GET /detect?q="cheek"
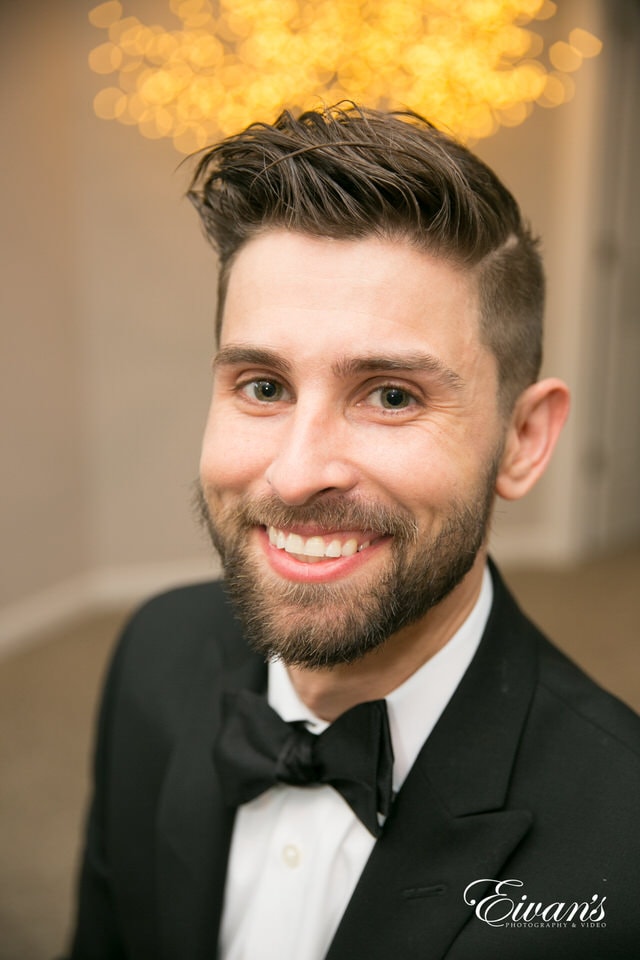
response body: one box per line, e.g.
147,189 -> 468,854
199,415 -> 271,492
367,428 -> 492,513
349,435 -> 443,515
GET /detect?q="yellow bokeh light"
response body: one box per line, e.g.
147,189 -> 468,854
549,40 -> 582,73
535,0 -> 557,20
93,86 -> 127,120
88,0 -> 602,152
88,41 -> 123,74
538,70 -> 575,108
88,1 -> 123,29
569,28 -> 603,59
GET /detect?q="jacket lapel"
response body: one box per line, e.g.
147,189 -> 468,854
153,568 -> 539,960
154,590 -> 267,960
327,569 -> 538,960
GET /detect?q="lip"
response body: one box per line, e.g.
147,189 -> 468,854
256,526 -> 391,583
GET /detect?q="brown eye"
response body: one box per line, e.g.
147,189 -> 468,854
241,379 -> 288,402
369,385 -> 415,410
380,387 -> 410,408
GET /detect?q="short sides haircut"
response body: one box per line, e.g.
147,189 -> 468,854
188,103 -> 544,410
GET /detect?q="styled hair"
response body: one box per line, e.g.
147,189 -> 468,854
188,103 -> 543,410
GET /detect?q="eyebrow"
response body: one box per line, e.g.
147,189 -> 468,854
214,344 -> 464,390
332,354 -> 464,390
213,346 -> 293,377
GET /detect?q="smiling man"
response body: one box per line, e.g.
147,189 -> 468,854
67,105 -> 640,960
200,234 -> 509,693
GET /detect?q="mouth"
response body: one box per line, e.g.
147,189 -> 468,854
265,525 -> 382,564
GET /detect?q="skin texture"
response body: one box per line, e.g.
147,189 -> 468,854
199,231 -> 569,719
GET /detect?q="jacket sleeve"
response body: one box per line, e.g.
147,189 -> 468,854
65,636 -> 129,960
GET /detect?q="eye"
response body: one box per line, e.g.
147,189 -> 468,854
368,385 -> 416,410
241,379 -> 289,402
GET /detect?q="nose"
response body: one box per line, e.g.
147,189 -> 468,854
265,402 -> 359,505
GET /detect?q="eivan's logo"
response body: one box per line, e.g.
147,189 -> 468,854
463,878 -> 607,928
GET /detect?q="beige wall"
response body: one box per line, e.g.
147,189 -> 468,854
75,107 -> 215,571
483,0 -> 640,562
2,0 -> 637,645
478,0 -> 610,562
1,3 -> 90,609
1,1 -> 218,639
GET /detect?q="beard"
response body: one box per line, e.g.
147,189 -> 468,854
196,464 -> 498,669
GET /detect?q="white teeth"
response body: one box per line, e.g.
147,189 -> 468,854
305,536 -> 326,557
266,526 -> 374,560
285,533 -> 305,555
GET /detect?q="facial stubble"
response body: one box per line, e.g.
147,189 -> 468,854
196,460 -> 499,668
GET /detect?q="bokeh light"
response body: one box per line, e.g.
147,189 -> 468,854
88,0 -> 603,152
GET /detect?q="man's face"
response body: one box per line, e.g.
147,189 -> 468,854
199,231 -> 507,667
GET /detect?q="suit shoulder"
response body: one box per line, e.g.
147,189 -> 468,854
124,578 -> 233,645
129,577 -> 229,620
106,579 -> 242,714
490,564 -> 640,758
536,635 -> 640,760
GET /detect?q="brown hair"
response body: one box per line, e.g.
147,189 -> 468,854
188,103 -> 543,409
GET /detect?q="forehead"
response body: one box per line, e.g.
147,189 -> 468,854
221,230 -> 482,361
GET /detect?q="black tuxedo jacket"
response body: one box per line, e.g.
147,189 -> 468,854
68,566 -> 640,959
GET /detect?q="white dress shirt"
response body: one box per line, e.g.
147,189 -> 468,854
219,567 -> 493,960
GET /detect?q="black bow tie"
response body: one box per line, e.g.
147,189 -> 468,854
213,689 -> 394,838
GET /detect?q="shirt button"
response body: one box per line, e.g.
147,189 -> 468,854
282,843 -> 301,868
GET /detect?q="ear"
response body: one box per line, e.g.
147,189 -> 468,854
495,378 -> 570,501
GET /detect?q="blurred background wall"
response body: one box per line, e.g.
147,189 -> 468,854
1,3 -> 639,956
1,0 -> 639,653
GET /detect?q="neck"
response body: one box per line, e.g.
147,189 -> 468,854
287,552 -> 488,722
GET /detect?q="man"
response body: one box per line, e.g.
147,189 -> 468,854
68,105 -> 640,959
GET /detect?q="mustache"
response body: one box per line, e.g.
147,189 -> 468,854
195,482 -> 419,543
